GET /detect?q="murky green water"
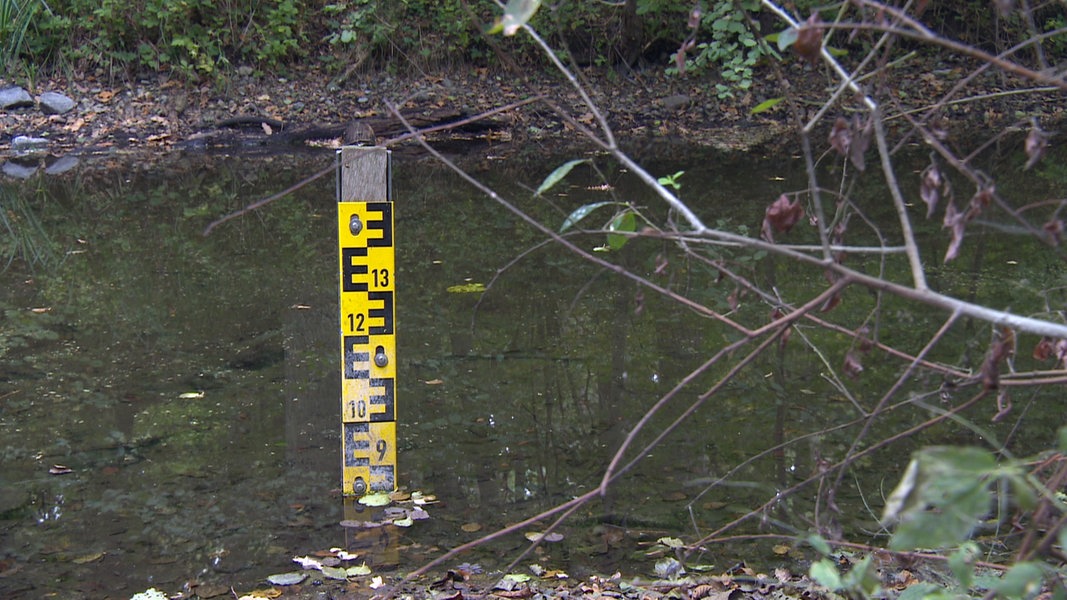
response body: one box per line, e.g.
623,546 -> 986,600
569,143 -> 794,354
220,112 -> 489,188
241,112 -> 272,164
1,144 -> 1065,597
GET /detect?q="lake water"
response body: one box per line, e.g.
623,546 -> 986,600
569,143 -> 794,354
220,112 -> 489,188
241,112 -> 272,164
1,142 -> 1064,597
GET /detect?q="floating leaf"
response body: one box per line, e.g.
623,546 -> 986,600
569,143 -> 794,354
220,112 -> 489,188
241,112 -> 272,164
358,492 -> 392,507
130,589 -> 169,600
293,555 -> 322,569
179,391 -> 205,399
348,563 -> 372,576
502,573 -> 531,584
369,575 -> 385,589
462,522 -> 483,532
536,159 -> 588,196
654,557 -> 686,579
657,537 -> 684,549
446,282 -> 486,293
411,492 -> 438,505
750,97 -> 784,115
560,201 -> 614,232
267,572 -> 308,586
393,517 -> 414,527
321,565 -> 349,580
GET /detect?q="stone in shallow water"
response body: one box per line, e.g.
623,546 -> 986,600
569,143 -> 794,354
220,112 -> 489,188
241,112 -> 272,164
0,86 -> 34,109
11,136 -> 50,157
38,91 -> 76,114
2,161 -> 39,179
45,155 -> 80,175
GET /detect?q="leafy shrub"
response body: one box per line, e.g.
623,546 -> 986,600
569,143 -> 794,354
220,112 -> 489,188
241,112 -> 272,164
18,0 -> 307,79
667,0 -> 772,99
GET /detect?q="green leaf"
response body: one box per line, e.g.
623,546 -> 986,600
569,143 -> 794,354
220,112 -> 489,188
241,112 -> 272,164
1058,425 -> 1067,452
897,582 -> 951,600
777,27 -> 798,51
607,211 -> 636,250
887,447 -> 998,550
321,565 -> 349,580
358,491 -> 392,506
500,0 -> 541,36
993,562 -> 1044,599
807,534 -> 832,556
948,542 -> 977,589
750,97 -> 784,115
537,159 -> 589,196
809,558 -> 842,590
560,201 -> 613,232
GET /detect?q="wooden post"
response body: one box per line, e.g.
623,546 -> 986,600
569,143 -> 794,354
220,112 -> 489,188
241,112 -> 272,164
337,146 -> 396,497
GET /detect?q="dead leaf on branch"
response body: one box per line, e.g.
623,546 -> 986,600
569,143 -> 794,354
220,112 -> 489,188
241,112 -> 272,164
849,115 -> 872,171
1043,219 -> 1063,246
793,13 -> 823,63
919,160 -> 945,218
828,115 -> 871,171
1032,337 -> 1067,367
761,194 -> 805,242
1024,121 -> 1048,170
981,327 -> 1015,390
943,200 -> 966,263
843,351 -> 864,378
829,117 -> 850,156
941,184 -> 995,262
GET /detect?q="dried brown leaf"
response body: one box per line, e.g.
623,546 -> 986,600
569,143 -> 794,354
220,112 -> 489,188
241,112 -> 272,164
849,115 -> 872,171
1033,337 -> 1053,361
829,117 -> 850,157
920,163 -> 942,217
1043,219 -> 1063,246
843,351 -> 864,378
942,200 -> 966,262
761,194 -> 805,241
981,328 -> 1015,390
1024,123 -> 1048,170
793,13 -> 823,63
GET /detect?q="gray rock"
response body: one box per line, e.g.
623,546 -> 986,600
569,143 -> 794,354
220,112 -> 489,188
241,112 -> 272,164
2,160 -> 39,179
660,94 -> 691,110
45,155 -> 80,175
0,86 -> 34,109
12,135 -> 50,157
39,91 -> 76,114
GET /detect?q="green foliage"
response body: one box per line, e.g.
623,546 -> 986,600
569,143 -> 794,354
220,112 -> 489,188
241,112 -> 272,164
876,439 -> 1067,599
15,0 -> 307,79
0,0 -> 44,68
881,446 -> 1042,550
324,0 -> 492,67
667,0 -> 773,99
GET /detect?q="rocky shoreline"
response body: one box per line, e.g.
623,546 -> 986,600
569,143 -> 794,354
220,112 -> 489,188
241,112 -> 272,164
0,64 -> 801,178
2,58 -> 1063,180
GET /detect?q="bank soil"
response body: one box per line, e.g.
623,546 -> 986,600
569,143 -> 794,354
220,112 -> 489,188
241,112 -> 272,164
3,56 -> 1061,165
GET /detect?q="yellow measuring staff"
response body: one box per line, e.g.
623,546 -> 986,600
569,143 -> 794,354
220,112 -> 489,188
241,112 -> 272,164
338,199 -> 397,496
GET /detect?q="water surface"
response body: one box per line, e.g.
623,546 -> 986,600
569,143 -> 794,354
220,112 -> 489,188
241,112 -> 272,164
1,143 -> 1064,597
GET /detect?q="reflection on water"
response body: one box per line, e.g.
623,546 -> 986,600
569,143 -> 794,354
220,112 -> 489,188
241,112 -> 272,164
1,146 -> 1063,596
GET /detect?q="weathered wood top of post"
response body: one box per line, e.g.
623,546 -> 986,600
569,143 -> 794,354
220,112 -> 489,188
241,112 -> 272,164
338,146 -> 390,202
